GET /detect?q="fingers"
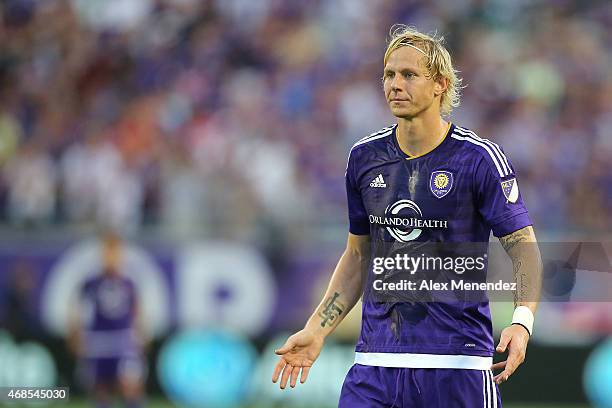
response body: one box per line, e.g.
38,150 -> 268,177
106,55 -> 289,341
272,359 -> 286,383
493,326 -> 529,384
280,363 -> 292,389
491,360 -> 507,371
496,331 -> 512,353
504,352 -> 519,376
493,370 -> 510,384
493,364 -> 516,384
289,366 -> 300,388
275,339 -> 295,355
494,348 -> 525,384
300,366 -> 311,384
273,359 -> 313,389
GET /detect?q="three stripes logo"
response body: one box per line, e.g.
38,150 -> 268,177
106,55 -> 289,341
370,174 -> 387,188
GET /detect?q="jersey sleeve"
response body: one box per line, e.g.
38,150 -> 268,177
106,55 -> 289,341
346,150 -> 370,235
474,152 -> 532,237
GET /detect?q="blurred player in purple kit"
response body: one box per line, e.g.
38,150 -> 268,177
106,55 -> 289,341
69,232 -> 147,408
273,26 -> 542,407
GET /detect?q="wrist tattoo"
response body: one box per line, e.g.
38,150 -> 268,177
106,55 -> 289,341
318,292 -> 345,327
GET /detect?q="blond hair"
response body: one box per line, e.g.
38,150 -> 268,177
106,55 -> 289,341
384,25 -> 463,116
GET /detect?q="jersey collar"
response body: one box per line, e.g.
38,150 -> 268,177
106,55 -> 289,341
392,122 -> 454,160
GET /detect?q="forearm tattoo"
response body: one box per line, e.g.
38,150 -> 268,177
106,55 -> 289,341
318,292 -> 345,327
499,226 -> 531,253
500,227 -> 541,306
512,259 -> 529,305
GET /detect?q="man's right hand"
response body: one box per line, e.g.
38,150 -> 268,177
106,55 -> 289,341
271,329 -> 324,389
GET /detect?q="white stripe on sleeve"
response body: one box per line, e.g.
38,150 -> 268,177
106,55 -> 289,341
455,126 -> 512,175
451,133 -> 506,177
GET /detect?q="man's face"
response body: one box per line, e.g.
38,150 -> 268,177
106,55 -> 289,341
383,46 -> 442,119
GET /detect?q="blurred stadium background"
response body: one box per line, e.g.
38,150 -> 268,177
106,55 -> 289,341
0,0 -> 611,407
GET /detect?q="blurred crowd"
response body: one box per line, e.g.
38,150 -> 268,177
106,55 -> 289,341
0,0 -> 610,239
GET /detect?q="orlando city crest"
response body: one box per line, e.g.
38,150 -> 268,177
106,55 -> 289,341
429,170 -> 453,199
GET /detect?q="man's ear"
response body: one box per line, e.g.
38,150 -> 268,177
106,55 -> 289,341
433,76 -> 448,96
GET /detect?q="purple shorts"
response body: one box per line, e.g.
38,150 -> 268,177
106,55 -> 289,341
339,364 -> 502,408
82,356 -> 146,386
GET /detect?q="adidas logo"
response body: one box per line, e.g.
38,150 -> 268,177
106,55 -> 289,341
370,174 -> 387,188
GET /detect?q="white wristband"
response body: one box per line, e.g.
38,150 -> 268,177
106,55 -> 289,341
511,306 -> 534,336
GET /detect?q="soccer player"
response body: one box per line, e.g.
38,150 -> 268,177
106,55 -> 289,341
272,26 -> 543,407
68,232 -> 147,408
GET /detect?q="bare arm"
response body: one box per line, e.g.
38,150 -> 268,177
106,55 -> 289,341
303,233 -> 370,337
498,225 -> 542,314
133,300 -> 149,351
67,293 -> 83,356
493,225 -> 543,384
272,233 -> 370,389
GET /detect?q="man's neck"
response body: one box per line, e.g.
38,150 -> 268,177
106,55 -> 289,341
396,112 -> 448,158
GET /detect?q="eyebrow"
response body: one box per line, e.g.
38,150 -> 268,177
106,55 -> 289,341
384,67 -> 419,75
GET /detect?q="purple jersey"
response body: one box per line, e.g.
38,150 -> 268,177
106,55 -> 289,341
346,123 -> 531,369
79,272 -> 140,358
